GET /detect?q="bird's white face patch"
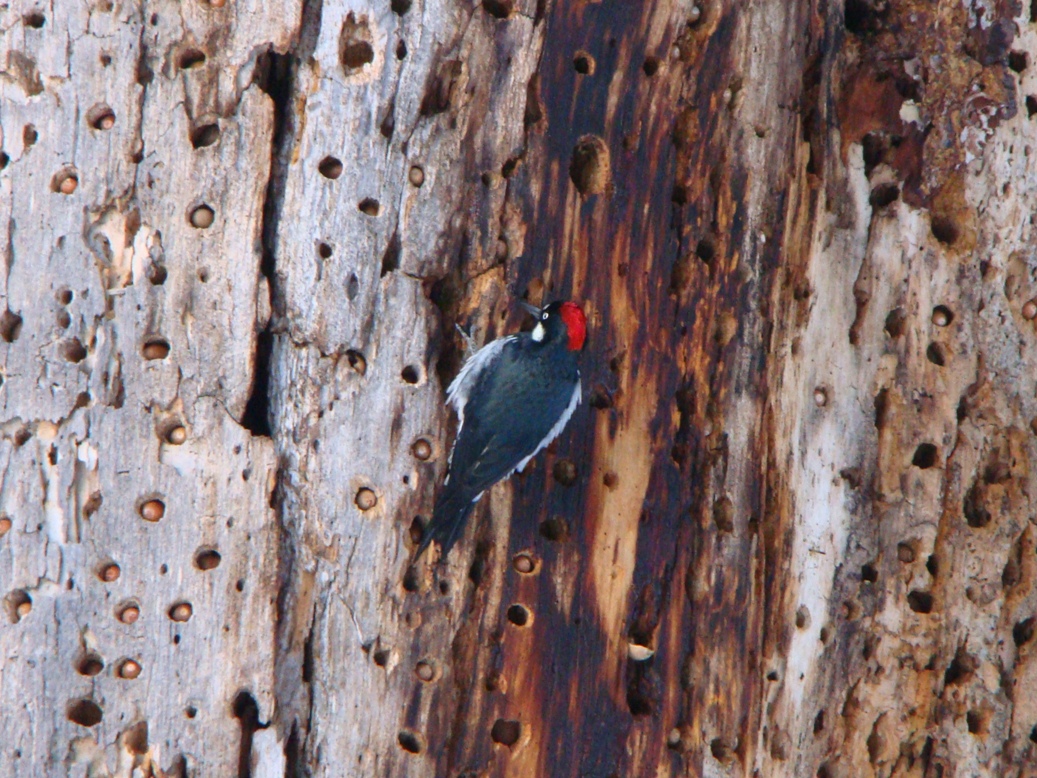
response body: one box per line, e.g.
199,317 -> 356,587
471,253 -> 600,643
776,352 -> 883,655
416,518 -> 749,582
531,322 -> 546,342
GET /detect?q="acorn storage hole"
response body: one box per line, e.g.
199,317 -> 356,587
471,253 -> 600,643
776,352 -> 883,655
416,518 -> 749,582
87,104 -> 115,131
168,602 -> 193,622
194,548 -> 221,570
907,590 -> 934,614
317,242 -> 333,259
139,499 -> 165,522
400,365 -> 419,384
967,709 -> 990,736
573,50 -> 595,75
397,730 -> 424,754
23,10 -> 45,27
932,305 -> 954,327
926,342 -> 946,367
142,338 -> 170,360
177,48 -> 207,69
569,135 -> 610,195
411,438 -> 432,461
76,652 -> 105,677
930,215 -> 959,246
1013,617 -> 1036,647
346,349 -> 367,375
52,168 -> 79,195
552,459 -> 577,486
189,205 -> 214,229
117,659 -> 141,679
512,552 -> 538,575
539,516 -> 569,542
869,183 -> 899,208
355,487 -> 377,511
415,660 -> 437,682
643,56 -> 661,76
358,198 -> 381,216
318,156 -> 343,179
67,699 -> 103,727
190,123 -> 220,148
117,602 -> 140,624
506,604 -> 531,627
491,719 -> 521,747
482,0 -> 513,18
339,14 -> 375,71
8,589 -> 31,622
98,562 -> 121,582
912,443 -> 937,469
1010,51 -> 1029,73
61,338 -> 87,363
1,310 -> 23,343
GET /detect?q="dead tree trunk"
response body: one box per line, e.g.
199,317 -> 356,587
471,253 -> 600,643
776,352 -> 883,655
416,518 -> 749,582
2,0 -> 1037,776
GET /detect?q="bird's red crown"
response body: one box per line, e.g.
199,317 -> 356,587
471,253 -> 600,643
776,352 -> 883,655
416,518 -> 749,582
560,302 -> 587,351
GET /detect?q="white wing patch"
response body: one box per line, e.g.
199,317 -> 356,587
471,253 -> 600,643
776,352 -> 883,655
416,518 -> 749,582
511,374 -> 581,477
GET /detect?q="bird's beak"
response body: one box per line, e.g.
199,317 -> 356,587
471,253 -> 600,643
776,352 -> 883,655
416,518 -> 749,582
519,300 -> 542,318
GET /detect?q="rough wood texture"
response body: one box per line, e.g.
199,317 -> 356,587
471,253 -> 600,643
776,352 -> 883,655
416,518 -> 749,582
4,0 -> 1037,776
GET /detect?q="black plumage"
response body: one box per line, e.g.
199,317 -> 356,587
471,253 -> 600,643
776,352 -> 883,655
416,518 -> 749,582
416,302 -> 583,560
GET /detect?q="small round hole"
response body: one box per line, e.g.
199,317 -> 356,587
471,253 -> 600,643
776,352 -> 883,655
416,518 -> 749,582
926,342 -> 946,366
189,205 -> 214,229
411,438 -> 432,460
317,242 -> 333,259
53,169 -> 79,195
99,563 -> 121,582
117,659 -> 141,679
142,338 -> 170,360
397,730 -> 424,754
642,56 -> 661,76
930,215 -> 959,246
67,699 -> 103,727
408,166 -> 425,187
117,603 -> 140,624
62,338 -> 88,363
358,198 -> 381,216
931,305 -> 954,327
552,459 -> 577,486
166,426 -> 187,445
177,48 -> 207,69
490,719 -> 521,747
190,123 -> 220,148
185,706 -> 198,718
355,487 -> 377,511
194,548 -> 221,570
912,443 -> 938,469
512,552 -> 538,574
346,350 -> 367,375
76,652 -> 104,677
506,603 -> 531,627
139,498 -> 165,522
169,602 -> 193,622
23,11 -> 45,28
87,105 -> 116,131
573,51 -> 595,75
318,156 -> 343,179
415,660 -> 437,682
56,288 -> 73,305
539,517 -> 569,542
401,365 -> 419,384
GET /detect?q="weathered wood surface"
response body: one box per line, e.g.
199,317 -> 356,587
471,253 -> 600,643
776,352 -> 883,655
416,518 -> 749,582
4,0 -> 1037,776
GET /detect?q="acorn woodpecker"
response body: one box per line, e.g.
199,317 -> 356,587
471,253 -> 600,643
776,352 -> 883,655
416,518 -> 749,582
416,300 -> 587,560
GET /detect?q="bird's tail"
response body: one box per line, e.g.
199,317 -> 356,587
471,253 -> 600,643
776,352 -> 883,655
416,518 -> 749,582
414,490 -> 476,562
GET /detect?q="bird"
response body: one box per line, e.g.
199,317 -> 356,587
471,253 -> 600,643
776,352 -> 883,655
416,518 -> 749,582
415,299 -> 587,561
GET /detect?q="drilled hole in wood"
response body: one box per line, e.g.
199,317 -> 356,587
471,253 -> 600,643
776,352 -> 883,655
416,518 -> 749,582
56,288 -> 73,305
713,496 -> 734,533
869,183 -> 899,208
482,0 -> 513,18
55,310 -> 71,329
795,605 -> 811,629
963,484 -> 990,528
512,552 -> 538,574
506,603 -> 531,627
553,459 -> 577,486
397,730 -> 424,754
401,365 -> 419,384
415,660 -> 436,682
346,349 -> 367,375
695,238 -> 715,264
490,719 -> 521,746
23,124 -> 37,148
372,648 -> 390,667
318,156 -> 343,179
569,135 -> 610,195
539,516 -> 569,542
0,517 -> 10,537
76,652 -> 105,677
884,307 -> 906,337
148,263 -> 167,285
163,424 -> 187,445
408,165 -> 424,186
411,438 -> 432,461
195,548 -> 221,570
912,443 -> 937,469
53,168 -> 79,195
1013,617 -> 1036,647
117,602 -> 140,624
7,589 -> 31,622
23,10 -> 45,28
966,709 -> 989,735
235,578 -> 244,592
118,659 -> 142,679
932,305 -> 954,326
0,310 -> 24,345
169,602 -> 193,622
67,699 -> 103,727
139,499 -> 165,524
317,242 -> 333,259
358,197 -> 381,216
98,562 -> 121,583
907,590 -> 934,613
346,273 -> 360,300
643,56 -> 661,76
573,50 -> 595,75
61,338 -> 87,363
87,104 -> 116,131
355,487 -> 377,511
142,338 -> 170,360
401,567 -> 419,592
340,14 -> 374,70
189,205 -> 214,229
177,48 -> 206,69
1028,96 -> 1037,118
391,0 -> 412,13
190,123 -> 220,148
861,563 -> 878,583
1010,51 -> 1028,73
185,706 -> 198,718
930,215 -> 959,246
926,342 -> 945,366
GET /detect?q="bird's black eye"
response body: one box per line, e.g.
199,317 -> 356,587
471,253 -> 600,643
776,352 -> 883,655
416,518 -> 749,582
541,312 -> 549,320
